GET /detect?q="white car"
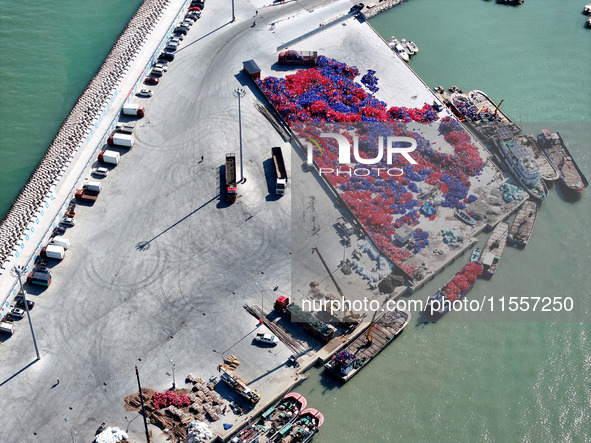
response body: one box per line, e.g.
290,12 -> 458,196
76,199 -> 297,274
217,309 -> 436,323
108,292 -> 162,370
136,88 -> 153,98
92,167 -> 109,177
61,217 -> 75,227
153,63 -> 168,71
10,308 -> 25,318
254,333 -> 279,345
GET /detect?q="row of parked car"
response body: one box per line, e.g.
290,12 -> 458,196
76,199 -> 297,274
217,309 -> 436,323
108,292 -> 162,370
144,3 -> 204,85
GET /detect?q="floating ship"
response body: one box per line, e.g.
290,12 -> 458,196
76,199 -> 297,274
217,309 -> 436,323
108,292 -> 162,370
493,126 -> 549,200
536,129 -> 588,192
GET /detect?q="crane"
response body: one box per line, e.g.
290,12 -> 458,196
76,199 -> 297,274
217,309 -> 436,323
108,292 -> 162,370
311,247 -> 360,324
477,98 -> 504,119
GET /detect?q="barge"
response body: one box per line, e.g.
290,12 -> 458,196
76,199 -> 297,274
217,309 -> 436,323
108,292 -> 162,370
536,129 -> 588,192
515,134 -> 559,182
324,309 -> 410,382
425,262 -> 484,316
481,222 -> 509,279
508,200 -> 538,248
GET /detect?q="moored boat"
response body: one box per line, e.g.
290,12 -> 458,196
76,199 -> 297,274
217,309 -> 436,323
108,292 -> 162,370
470,247 -> 482,262
400,38 -> 414,55
507,200 -> 538,248
324,309 -> 410,382
273,408 -> 324,443
493,126 -> 549,200
536,129 -> 588,192
393,43 -> 409,62
481,222 -> 509,279
515,134 -> 559,182
585,2 -> 591,14
233,393 -> 308,443
406,40 -> 419,54
455,209 -> 476,226
425,262 -> 484,316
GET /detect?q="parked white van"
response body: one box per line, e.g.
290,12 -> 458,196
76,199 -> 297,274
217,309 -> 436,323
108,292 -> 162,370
50,236 -> 70,249
0,322 -> 15,335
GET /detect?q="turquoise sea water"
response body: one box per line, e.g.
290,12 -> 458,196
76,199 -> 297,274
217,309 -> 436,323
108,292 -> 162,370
0,0 -> 142,216
0,0 -> 589,441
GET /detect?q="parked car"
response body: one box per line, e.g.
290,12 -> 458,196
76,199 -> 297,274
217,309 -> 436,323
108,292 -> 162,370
92,167 -> 109,177
159,52 -> 175,61
136,88 -> 153,97
61,217 -> 75,227
153,63 -> 168,71
151,67 -> 165,76
180,19 -> 193,27
173,27 -> 188,34
34,265 -> 51,274
15,297 -> 35,311
168,37 -> 181,45
52,226 -> 66,237
185,14 -> 200,21
144,76 -> 159,85
10,308 -> 25,319
188,6 -> 201,12
171,32 -> 184,40
254,333 -> 279,345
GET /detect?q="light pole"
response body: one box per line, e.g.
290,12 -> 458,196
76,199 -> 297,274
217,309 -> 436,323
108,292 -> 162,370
170,358 -> 176,390
233,88 -> 246,183
231,0 -> 235,22
12,265 -> 40,361
64,418 -> 77,443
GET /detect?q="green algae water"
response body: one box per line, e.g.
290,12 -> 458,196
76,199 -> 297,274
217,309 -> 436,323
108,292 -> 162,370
0,0 -> 589,441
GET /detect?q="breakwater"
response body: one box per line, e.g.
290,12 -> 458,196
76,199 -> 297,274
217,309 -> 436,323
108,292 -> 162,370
0,0 -> 171,267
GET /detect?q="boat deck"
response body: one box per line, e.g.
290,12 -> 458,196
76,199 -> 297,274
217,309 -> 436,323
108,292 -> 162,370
516,134 -> 559,182
482,222 -> 509,278
469,90 -> 521,135
325,310 -> 409,382
538,130 -> 588,191
508,200 -> 538,247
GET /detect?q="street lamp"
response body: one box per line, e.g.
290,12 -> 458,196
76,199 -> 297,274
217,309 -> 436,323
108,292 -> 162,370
233,88 -> 246,183
231,0 -> 235,22
64,418 -> 77,443
170,358 -> 176,390
12,265 -> 40,361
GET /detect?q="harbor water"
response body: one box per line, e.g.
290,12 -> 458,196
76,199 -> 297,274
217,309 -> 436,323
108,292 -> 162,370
0,0 -> 589,441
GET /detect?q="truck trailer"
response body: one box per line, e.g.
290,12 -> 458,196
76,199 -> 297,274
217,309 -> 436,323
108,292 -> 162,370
107,133 -> 134,148
121,104 -> 145,117
225,153 -> 237,203
277,50 -> 318,65
272,147 -> 287,195
98,150 -> 120,165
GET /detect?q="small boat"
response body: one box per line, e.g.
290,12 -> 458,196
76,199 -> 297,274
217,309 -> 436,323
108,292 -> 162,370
393,43 -> 409,62
587,15 -> 591,27
400,38 -> 414,55
496,0 -> 524,4
515,134 -> 559,182
386,36 -> 399,49
273,408 -> 324,443
507,200 -> 538,248
584,2 -> 591,14
481,222 -> 509,279
406,40 -> 419,54
470,247 -> 482,262
455,210 -> 476,226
